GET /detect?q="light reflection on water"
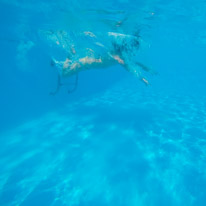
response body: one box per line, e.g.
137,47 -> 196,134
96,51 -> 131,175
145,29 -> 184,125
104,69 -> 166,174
0,82 -> 206,206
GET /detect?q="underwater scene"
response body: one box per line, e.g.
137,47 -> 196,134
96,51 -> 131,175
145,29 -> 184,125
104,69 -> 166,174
0,0 -> 206,205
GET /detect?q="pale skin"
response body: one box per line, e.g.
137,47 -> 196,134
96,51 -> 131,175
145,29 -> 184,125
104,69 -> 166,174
53,32 -> 156,86
58,54 -> 152,86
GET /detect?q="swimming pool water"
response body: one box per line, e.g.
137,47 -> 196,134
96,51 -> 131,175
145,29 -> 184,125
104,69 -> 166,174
0,0 -> 206,206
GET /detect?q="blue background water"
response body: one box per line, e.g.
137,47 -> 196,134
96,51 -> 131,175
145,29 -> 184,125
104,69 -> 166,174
0,0 -> 206,205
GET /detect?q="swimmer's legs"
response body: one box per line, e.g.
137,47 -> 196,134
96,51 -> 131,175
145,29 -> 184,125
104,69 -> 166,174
50,58 -> 64,95
50,58 -> 79,94
50,74 -> 62,95
50,73 -> 79,95
68,73 -> 78,93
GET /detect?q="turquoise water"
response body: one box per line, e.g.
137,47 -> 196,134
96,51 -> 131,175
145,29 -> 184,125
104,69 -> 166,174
1,0 -> 206,205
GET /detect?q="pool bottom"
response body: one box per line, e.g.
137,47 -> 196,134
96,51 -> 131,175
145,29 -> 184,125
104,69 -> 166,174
0,82 -> 206,206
